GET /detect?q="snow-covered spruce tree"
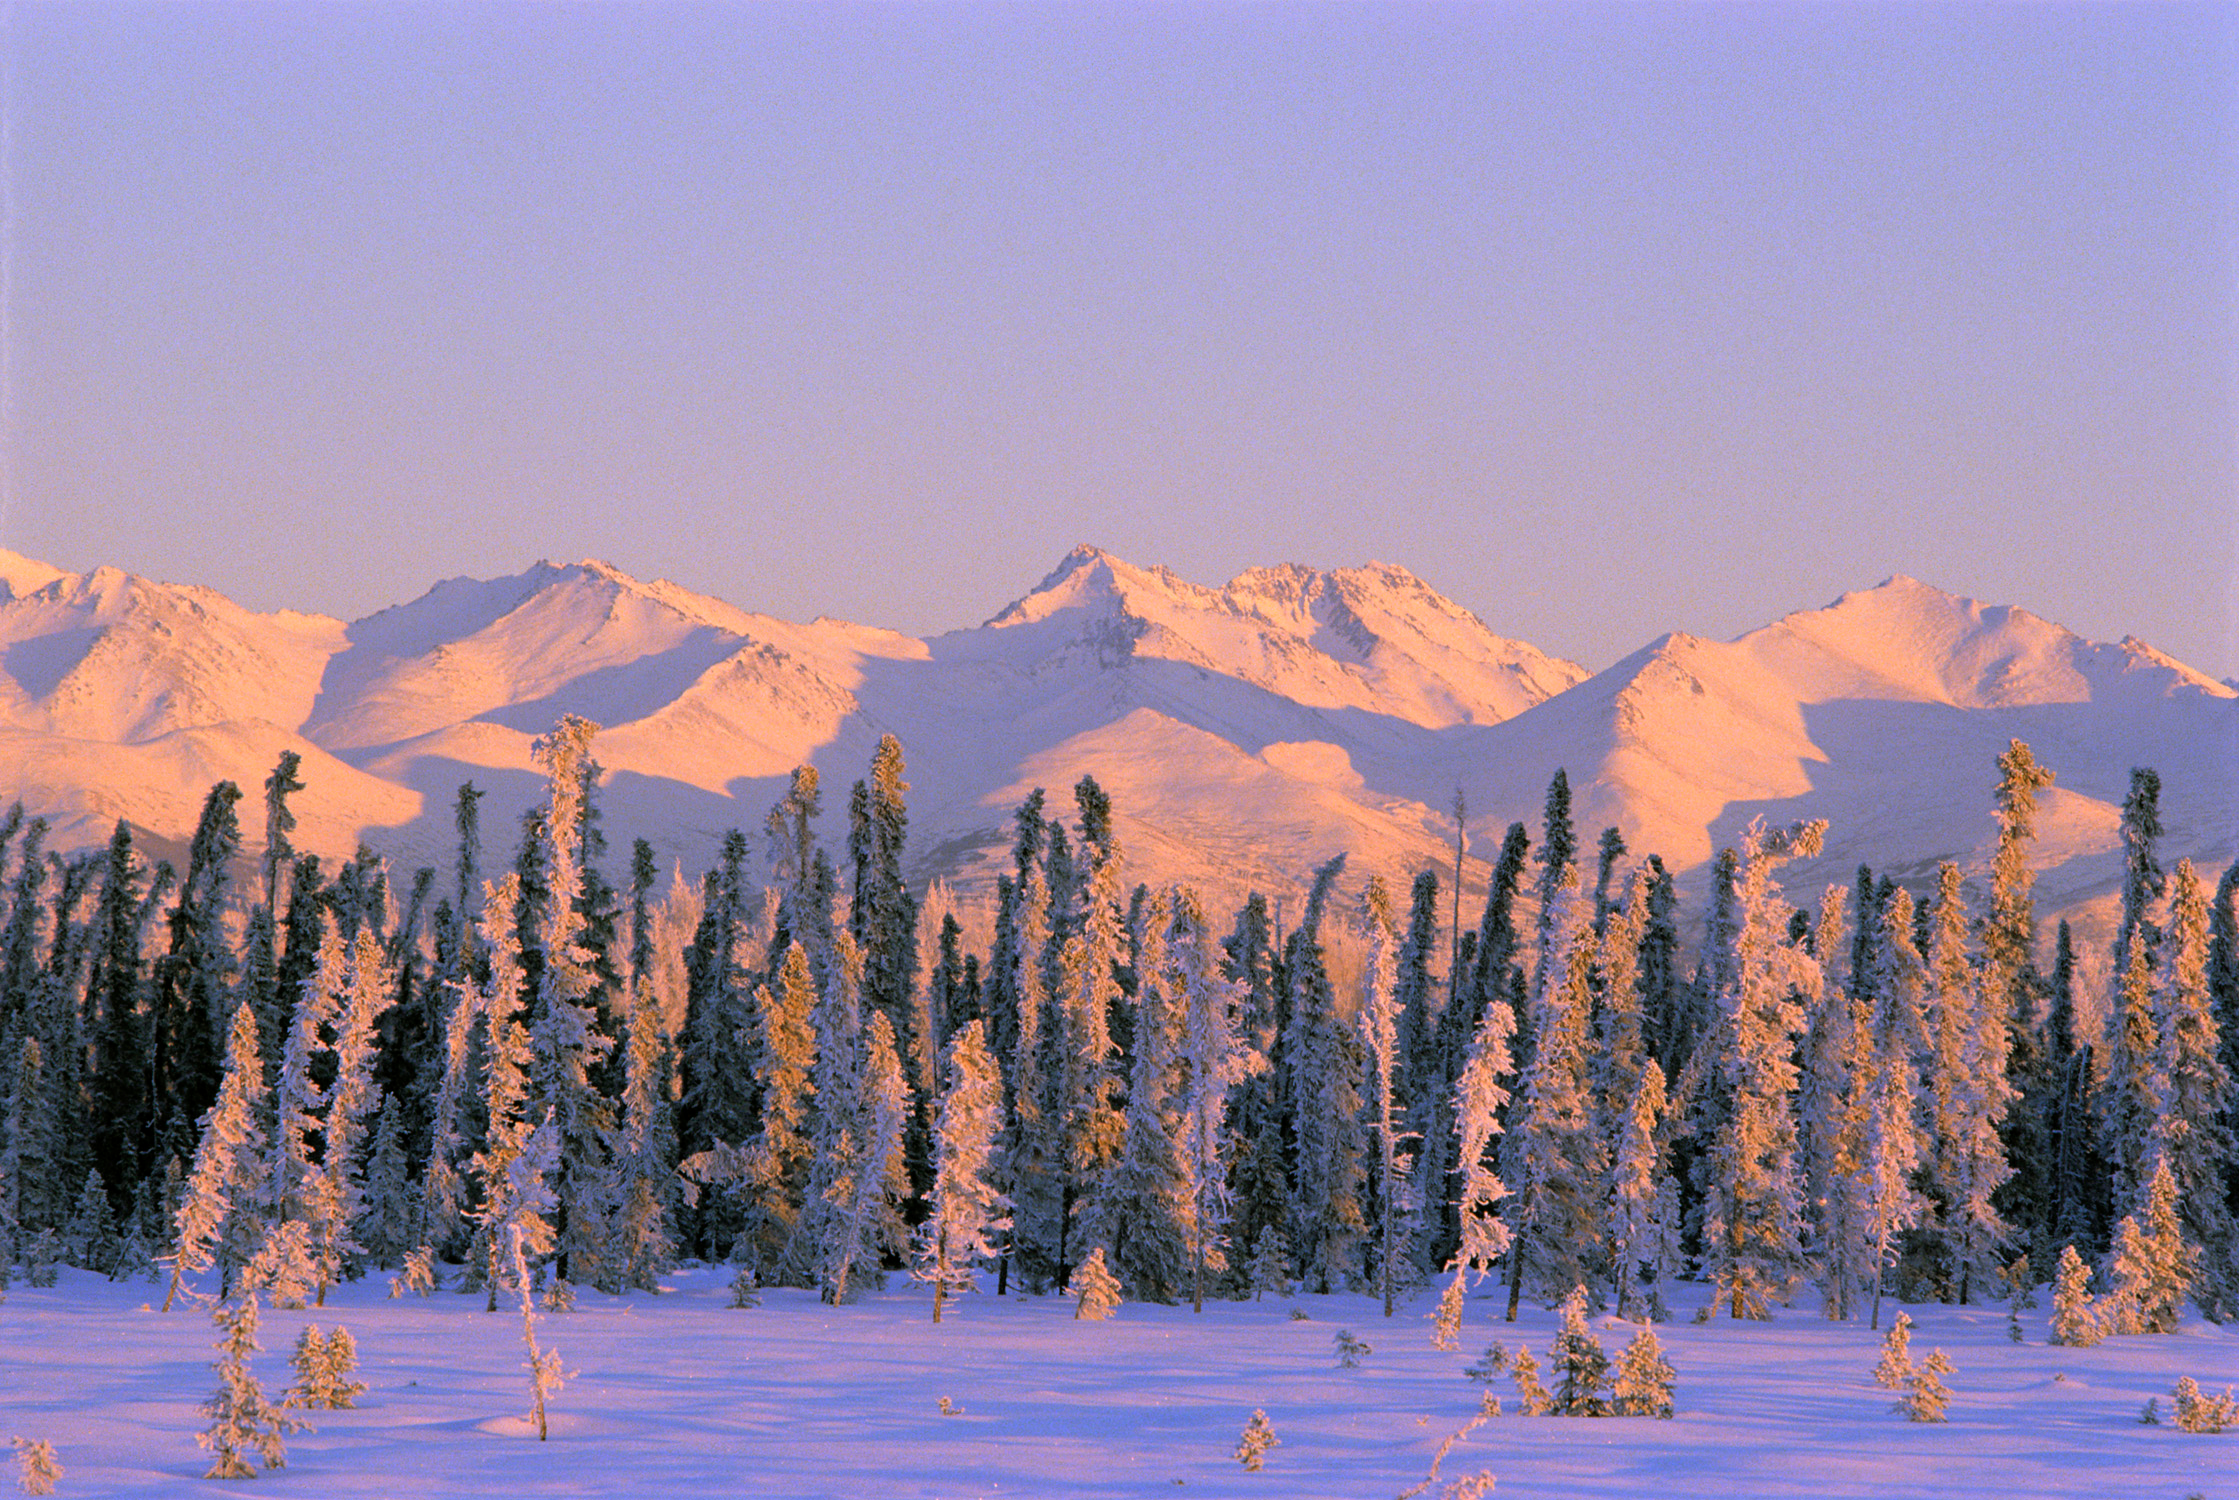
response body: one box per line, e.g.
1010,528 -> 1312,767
525,717 -> 618,1293
198,1234 -> 309,1478
732,942 -> 817,1278
86,820 -> 157,1217
9,1436 -> 61,1496
1394,869 -> 1446,1284
1984,742 -> 2058,1256
2171,1376 -> 2239,1433
2149,861 -> 2237,1318
1802,881 -> 1872,1321
679,830 -> 757,1257
1072,1243 -> 1122,1320
268,932 -> 339,1255
1234,1409 -> 1278,1470
1507,1345 -> 1552,1415
310,927 -> 391,1301
2105,1156 -> 2193,1335
1608,1058 -> 1674,1323
164,1002 -> 270,1312
1922,861 -> 2010,1304
286,1324 -> 366,1410
1502,868 -> 1604,1318
1357,877 -> 1414,1318
796,928 -> 866,1293
1172,887 -> 1259,1312
848,735 -> 920,1099
997,797 -> 1063,1293
1594,867 -> 1654,1161
1548,1285 -> 1613,1415
2048,1242 -> 2102,1346
358,1092 -> 415,1270
1285,855 -> 1366,1295
1900,1349 -> 1956,1422
2103,919 -> 2163,1217
418,966 -> 480,1261
913,1019 -> 1010,1322
806,974 -> 911,1307
155,783 -> 244,1160
1611,1324 -> 1676,1418
1439,940 -> 1516,1339
607,838 -> 676,1292
1105,887 -> 1189,1301
1054,776 -> 1126,1287
469,874 -> 534,1308
507,1200 -> 565,1442
1857,885 -> 1929,1329
1699,818 -> 1826,1320
62,1169 -> 116,1274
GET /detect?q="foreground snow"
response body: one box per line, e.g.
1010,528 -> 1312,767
7,1266 -> 2234,1499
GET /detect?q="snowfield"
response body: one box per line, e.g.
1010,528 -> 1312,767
8,1265 -> 2233,1499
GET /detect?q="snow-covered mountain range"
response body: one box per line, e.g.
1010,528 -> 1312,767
1,544 -> 2229,940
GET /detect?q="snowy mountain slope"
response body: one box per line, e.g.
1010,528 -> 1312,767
1447,577 -> 2237,931
0,550 -> 2226,934
0,551 -> 343,743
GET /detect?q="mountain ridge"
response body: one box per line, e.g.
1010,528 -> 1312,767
0,546 -> 2227,938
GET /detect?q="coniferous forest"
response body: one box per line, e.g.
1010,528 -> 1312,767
5,714 -> 2233,1348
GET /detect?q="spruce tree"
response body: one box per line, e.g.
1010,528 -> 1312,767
913,1019 -> 1009,1322
1172,887 -> 1257,1312
1054,776 -> 1126,1286
1923,862 -> 2010,1303
1285,855 -> 1365,1294
1503,867 -> 1603,1317
165,1003 -> 270,1312
1441,932 -> 1516,1333
1698,819 -> 1825,1320
525,717 -> 617,1290
1106,888 -> 1188,1301
2148,860 -> 2237,1318
1356,877 -> 1414,1317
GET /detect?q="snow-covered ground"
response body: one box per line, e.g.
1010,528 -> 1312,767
8,1265 -> 2234,1499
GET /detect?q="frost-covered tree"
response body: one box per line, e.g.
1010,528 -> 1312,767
1503,869 -> 1603,1317
1801,882 -> 1872,1321
1357,877 -> 1414,1317
2048,1242 -> 2102,1347
801,941 -> 910,1306
2149,861 -> 2237,1318
1698,819 -> 1826,1319
419,967 -> 480,1260
1900,1349 -> 1956,1422
1104,887 -> 1187,1300
1072,1243 -> 1121,1320
285,1325 -> 366,1410
1856,887 -> 1930,1329
1053,776 -> 1126,1286
198,1263 -> 303,1478
1611,1325 -> 1676,1418
913,1020 -> 1009,1322
525,717 -> 617,1290
1172,888 -> 1258,1312
1923,862 -> 2010,1303
268,933 -> 338,1247
1285,855 -> 1365,1294
2105,1157 -> 2192,1335
165,1003 -> 270,1312
470,874 -> 535,1308
310,928 -> 390,1301
1608,1059 -> 1674,1322
994,796 -> 1063,1293
1548,1285 -> 1612,1416
1441,941 -> 1515,1332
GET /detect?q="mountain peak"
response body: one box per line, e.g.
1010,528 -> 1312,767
0,549 -> 69,600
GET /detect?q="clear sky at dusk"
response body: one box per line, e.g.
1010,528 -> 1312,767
5,2 -> 2234,677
